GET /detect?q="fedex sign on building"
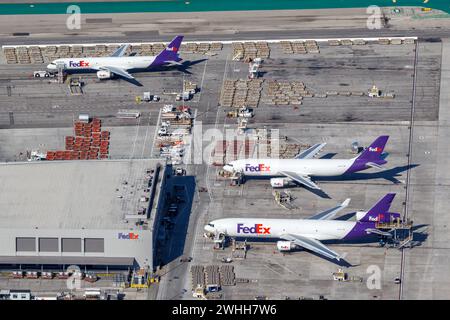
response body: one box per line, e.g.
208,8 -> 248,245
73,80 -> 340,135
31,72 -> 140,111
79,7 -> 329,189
237,223 -> 271,235
118,232 -> 139,240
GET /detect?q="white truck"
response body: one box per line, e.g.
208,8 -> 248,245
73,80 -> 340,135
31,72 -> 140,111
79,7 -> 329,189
143,92 -> 160,102
28,150 -> 47,161
162,104 -> 176,113
158,127 -> 169,136
238,107 -> 254,118
143,92 -> 151,102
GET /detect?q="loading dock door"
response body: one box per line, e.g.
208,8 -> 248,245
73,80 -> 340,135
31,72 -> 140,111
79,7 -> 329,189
84,238 -> 104,253
38,238 -> 59,252
61,238 -> 82,252
16,238 -> 36,252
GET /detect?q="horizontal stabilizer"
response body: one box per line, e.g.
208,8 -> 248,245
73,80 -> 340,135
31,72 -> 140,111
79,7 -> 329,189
308,198 -> 351,220
295,143 -> 326,159
166,60 -> 183,66
366,162 -> 385,170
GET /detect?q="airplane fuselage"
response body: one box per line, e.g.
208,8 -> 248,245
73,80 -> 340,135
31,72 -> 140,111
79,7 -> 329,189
229,158 -> 356,177
46,35 -> 184,83
49,56 -> 157,72
207,218 -> 370,241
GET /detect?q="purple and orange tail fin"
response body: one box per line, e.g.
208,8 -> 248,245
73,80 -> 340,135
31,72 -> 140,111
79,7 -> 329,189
355,135 -> 389,164
166,35 -> 183,54
358,193 -> 400,222
153,35 -> 183,64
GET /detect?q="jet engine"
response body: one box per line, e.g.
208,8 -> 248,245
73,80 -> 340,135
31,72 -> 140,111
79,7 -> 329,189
276,241 -> 298,252
270,178 -> 291,188
96,70 -> 112,79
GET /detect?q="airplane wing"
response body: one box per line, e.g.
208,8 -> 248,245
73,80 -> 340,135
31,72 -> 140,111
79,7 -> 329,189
100,66 -> 135,80
307,198 -> 351,220
281,234 -> 342,261
294,143 -> 326,159
279,171 -> 321,190
110,44 -> 129,57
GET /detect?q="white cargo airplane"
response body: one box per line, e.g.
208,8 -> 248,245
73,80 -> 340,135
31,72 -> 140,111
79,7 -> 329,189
46,36 -> 183,84
204,193 -> 399,261
223,136 -> 389,190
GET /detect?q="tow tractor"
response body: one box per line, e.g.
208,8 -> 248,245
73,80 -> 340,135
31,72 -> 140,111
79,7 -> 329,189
33,70 -> 54,78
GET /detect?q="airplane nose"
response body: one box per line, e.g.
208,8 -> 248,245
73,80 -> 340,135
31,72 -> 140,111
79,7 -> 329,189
204,224 -> 215,233
47,64 -> 55,70
223,165 -> 233,172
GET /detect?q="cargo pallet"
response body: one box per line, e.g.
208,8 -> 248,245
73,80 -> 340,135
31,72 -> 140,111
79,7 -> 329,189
46,117 -> 110,161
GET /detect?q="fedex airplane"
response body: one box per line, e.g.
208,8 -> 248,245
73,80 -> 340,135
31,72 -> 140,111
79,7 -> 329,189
46,35 -> 184,83
204,193 -> 399,261
223,136 -> 389,190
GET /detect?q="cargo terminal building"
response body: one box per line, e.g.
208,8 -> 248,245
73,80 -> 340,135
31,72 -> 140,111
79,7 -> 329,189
0,160 -> 168,271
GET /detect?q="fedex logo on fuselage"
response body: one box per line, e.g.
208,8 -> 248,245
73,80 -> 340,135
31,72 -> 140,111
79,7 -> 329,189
69,60 -> 90,68
368,213 -> 384,222
237,223 -> 271,235
368,147 -> 381,152
245,163 -> 270,172
118,232 -> 139,240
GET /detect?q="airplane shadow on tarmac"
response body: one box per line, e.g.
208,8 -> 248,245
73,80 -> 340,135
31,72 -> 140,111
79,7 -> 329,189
244,164 -> 419,199
319,153 -> 338,159
409,224 -> 430,248
148,58 -> 208,75
114,59 -> 208,86
316,164 -> 420,185
312,164 -> 420,198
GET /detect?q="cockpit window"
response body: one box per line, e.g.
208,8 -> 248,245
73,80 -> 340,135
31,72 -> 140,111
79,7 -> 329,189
49,62 -> 56,65
225,163 -> 233,167
208,223 -> 215,228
